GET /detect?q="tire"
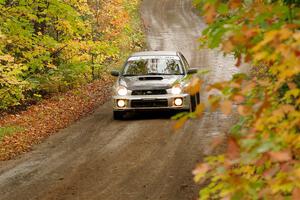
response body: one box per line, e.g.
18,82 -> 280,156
190,93 -> 200,112
113,111 -> 124,120
190,95 -> 197,112
196,92 -> 200,104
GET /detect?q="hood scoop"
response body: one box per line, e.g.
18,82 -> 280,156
139,76 -> 163,81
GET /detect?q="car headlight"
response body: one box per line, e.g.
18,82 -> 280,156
117,86 -> 128,96
171,85 -> 182,95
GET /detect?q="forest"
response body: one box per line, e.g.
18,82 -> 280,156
0,0 -> 144,110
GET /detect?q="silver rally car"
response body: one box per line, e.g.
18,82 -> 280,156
110,51 -> 200,119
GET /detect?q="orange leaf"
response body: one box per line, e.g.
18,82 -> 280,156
233,95 -> 245,104
186,78 -> 202,95
229,0 -> 242,9
203,3 -> 216,24
269,150 -> 292,162
210,136 -> 225,152
293,188 -> 300,200
280,162 -> 292,173
238,105 -> 251,116
209,96 -> 221,112
227,138 -> 240,160
220,100 -> 232,115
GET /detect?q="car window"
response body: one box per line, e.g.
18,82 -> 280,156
123,56 -> 184,76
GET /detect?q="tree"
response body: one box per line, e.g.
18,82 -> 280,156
0,0 -> 143,109
189,0 -> 300,199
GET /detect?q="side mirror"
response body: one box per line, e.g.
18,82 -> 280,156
187,68 -> 198,74
110,70 -> 120,77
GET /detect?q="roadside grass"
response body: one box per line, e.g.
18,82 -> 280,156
0,126 -> 25,140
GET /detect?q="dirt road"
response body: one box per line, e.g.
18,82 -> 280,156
0,0 -> 238,199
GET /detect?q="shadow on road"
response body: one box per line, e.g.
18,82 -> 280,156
120,110 -> 182,120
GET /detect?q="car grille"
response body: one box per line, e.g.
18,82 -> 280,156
132,89 -> 167,95
131,99 -> 168,108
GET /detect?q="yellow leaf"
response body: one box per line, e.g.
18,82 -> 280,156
279,28 -> 293,41
0,55 -> 14,62
253,51 -> 269,61
193,163 -> 210,182
173,115 -> 188,130
195,103 -> 205,117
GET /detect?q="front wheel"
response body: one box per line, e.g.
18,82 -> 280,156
190,92 -> 200,112
113,111 -> 125,120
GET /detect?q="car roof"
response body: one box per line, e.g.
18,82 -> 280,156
130,51 -> 179,57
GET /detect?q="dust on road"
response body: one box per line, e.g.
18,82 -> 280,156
0,0 -> 239,199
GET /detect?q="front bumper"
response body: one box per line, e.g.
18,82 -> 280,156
113,93 -> 191,111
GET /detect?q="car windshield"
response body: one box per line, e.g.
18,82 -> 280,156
123,56 -> 184,76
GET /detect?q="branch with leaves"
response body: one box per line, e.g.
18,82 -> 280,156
183,0 -> 300,199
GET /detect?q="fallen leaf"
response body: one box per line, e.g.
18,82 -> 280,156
227,137 -> 240,160
269,150 -> 292,162
263,165 -> 279,179
193,163 -> 210,182
193,163 -> 210,175
209,136 -> 225,153
256,154 -> 269,166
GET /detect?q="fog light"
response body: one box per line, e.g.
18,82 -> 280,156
174,98 -> 183,106
117,99 -> 126,108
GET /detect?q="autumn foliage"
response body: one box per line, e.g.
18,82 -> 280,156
191,0 -> 300,199
0,0 -> 144,110
0,0 -> 144,159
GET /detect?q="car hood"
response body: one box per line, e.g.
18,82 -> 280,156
119,75 -> 184,90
